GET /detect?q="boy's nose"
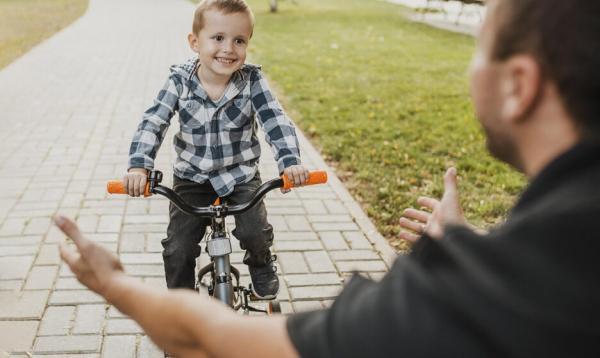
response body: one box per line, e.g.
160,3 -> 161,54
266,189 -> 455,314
222,40 -> 234,53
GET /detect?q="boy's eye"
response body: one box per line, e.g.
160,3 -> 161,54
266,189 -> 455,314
235,39 -> 247,45
214,35 -> 224,41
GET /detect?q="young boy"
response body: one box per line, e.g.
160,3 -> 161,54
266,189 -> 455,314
123,0 -> 308,299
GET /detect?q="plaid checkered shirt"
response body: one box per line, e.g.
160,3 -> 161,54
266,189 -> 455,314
128,58 -> 301,196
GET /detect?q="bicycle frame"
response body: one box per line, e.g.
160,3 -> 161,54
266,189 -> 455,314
108,169 -> 327,312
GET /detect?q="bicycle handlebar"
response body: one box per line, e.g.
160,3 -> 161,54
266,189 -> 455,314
107,170 -> 328,217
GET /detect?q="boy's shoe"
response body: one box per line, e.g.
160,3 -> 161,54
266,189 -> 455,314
249,255 -> 279,300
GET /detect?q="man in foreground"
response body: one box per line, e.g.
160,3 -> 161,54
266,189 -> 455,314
56,0 -> 600,356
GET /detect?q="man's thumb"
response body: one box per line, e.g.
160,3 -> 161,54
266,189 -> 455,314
444,167 -> 458,194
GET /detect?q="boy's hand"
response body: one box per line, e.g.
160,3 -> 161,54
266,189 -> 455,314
281,165 -> 309,193
123,168 -> 149,197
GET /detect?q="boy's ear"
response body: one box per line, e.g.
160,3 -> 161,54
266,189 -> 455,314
187,33 -> 199,52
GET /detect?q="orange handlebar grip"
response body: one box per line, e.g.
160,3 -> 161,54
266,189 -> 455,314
282,170 -> 328,189
106,181 -> 151,197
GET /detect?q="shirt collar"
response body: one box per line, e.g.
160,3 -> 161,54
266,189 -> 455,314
187,59 -> 246,103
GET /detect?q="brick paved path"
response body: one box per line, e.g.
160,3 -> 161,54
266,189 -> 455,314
0,0 -> 396,355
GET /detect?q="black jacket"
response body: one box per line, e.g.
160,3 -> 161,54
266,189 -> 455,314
287,142 -> 600,357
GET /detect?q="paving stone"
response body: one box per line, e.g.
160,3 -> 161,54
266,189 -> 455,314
76,215 -> 99,233
35,244 -> 61,265
24,217 -> 52,235
122,224 -> 165,234
61,193 -> 85,208
87,233 -> 120,243
0,245 -> 39,256
34,335 -> 102,354
0,290 -> 50,319
273,240 -> 323,252
119,233 -> 145,253
304,251 -> 337,273
268,215 -> 288,231
292,300 -> 323,312
97,215 -> 122,233
284,273 -> 342,287
283,215 -> 312,231
275,232 -> 318,241
277,252 -> 309,274
0,255 -> 34,280
73,304 -> 106,334
302,200 -> 327,214
32,354 -> 100,358
323,200 -> 349,214
39,306 -> 75,336
318,231 -> 349,250
312,222 -> 360,231
105,319 -> 143,334
369,272 -> 387,281
343,231 -> 373,249
101,335 -> 136,358
107,306 -> 127,318
125,201 -> 149,215
0,218 -> 26,236
307,214 -> 352,223
289,285 -> 342,300
0,321 -> 38,351
123,265 -> 164,277
119,253 -> 162,265
138,335 -> 164,358
0,235 -> 42,246
0,280 -> 22,290
49,290 -> 104,305
25,265 -> 59,290
336,260 -> 388,273
123,215 -> 168,224
330,250 -> 381,261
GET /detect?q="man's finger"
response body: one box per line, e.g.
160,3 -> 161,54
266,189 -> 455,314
417,197 -> 439,210
402,208 -> 430,223
54,215 -> 92,252
399,217 -> 426,234
399,231 -> 420,242
59,242 -> 80,268
443,167 -> 458,197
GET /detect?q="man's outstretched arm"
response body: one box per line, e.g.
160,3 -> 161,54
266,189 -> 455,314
55,215 -> 299,358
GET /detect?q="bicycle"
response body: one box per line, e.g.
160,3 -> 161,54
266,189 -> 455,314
107,169 -> 327,315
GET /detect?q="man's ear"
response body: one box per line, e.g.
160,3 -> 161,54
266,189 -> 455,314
500,55 -> 543,123
188,33 -> 199,52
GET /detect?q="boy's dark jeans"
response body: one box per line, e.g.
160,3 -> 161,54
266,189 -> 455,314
161,174 -> 274,289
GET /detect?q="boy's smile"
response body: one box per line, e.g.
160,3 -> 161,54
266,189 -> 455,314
188,9 -> 253,84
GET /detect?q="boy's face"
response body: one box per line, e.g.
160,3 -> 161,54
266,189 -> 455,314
188,9 -> 253,80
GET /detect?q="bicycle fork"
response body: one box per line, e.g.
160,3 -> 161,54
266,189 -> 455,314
206,217 -> 234,306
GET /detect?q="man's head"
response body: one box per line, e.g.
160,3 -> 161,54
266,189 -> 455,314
469,0 -> 600,173
188,0 -> 254,79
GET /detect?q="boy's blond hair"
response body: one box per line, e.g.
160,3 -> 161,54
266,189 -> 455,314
192,0 -> 255,35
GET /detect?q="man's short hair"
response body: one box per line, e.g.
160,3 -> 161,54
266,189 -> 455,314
192,0 -> 255,35
491,0 -> 600,139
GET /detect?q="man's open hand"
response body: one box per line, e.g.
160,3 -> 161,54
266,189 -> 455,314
55,215 -> 125,296
399,167 -> 467,241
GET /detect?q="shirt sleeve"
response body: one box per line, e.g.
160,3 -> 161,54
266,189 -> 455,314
249,69 -> 301,173
128,74 -> 181,170
286,229 -> 505,358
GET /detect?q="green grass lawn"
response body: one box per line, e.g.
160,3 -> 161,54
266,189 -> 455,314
242,0 -> 524,250
0,0 -> 88,69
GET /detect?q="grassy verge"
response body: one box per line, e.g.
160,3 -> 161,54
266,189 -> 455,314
0,0 -> 88,69
208,0 -> 525,251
